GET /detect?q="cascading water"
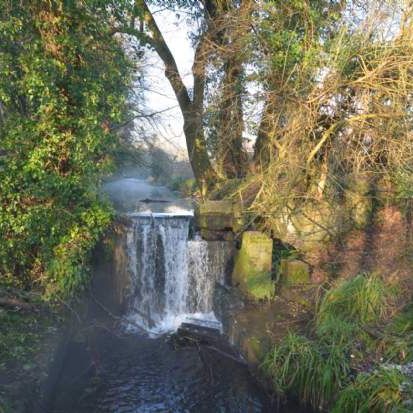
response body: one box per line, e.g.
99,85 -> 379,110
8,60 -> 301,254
125,212 -> 223,334
52,180 -> 300,413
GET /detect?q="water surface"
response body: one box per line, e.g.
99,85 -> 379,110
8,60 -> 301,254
51,328 -> 294,413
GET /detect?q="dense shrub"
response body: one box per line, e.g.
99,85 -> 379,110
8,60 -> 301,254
0,1 -> 133,297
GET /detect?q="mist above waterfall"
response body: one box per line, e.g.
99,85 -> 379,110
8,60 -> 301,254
102,178 -> 191,214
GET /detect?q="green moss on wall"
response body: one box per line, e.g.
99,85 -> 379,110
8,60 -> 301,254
233,231 -> 274,300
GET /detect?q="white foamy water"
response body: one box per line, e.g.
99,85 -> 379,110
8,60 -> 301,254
124,213 -> 224,335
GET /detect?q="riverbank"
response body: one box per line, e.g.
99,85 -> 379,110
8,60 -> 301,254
261,273 -> 413,412
0,287 -> 65,412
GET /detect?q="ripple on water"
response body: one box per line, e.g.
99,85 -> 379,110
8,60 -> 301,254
51,329 -> 289,413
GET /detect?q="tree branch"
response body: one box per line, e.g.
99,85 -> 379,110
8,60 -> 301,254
135,0 -> 192,112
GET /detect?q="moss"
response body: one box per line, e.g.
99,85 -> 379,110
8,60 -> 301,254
233,231 -> 274,300
245,271 -> 275,300
242,336 -> 268,365
280,259 -> 311,285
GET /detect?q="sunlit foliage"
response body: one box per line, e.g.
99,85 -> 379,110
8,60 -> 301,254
0,1 -> 133,297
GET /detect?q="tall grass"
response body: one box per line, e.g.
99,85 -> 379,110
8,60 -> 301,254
381,303 -> 413,363
317,273 -> 392,326
262,273 -> 406,411
333,366 -> 412,413
261,333 -> 350,410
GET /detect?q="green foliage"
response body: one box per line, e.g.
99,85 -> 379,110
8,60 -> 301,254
259,0 -> 342,88
0,309 -> 45,368
333,366 -> 413,413
0,1 -> 133,297
170,177 -> 197,196
318,273 -> 392,326
262,273 -> 410,411
381,304 -> 413,363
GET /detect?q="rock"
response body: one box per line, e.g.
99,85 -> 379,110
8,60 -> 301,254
242,336 -> 268,365
232,231 -> 274,300
200,229 -> 234,241
344,175 -> 373,228
195,200 -> 242,234
280,258 -> 311,285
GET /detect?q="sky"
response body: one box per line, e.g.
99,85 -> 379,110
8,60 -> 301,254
136,8 -> 195,156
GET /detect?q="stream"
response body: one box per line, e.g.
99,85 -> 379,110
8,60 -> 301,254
49,178 -> 305,413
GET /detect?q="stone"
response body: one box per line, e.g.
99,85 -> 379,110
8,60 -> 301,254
200,229 -> 234,241
242,336 -> 267,365
195,200 -> 243,232
344,173 -> 374,228
280,258 -> 311,285
232,231 -> 274,300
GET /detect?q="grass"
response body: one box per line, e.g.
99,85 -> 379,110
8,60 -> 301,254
262,273 -> 413,412
333,366 -> 413,413
317,273 -> 392,325
262,332 -> 351,410
381,303 -> 413,363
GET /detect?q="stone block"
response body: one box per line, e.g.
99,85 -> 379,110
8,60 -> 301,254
200,229 -> 234,241
232,231 -> 274,300
196,200 -> 242,232
280,258 -> 311,285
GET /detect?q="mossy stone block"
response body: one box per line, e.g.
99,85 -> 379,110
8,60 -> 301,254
196,200 -> 243,232
242,336 -> 267,365
233,231 -> 274,300
196,200 -> 234,231
198,199 -> 234,215
280,259 -> 311,285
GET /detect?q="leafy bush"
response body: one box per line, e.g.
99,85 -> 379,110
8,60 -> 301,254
0,1 -> 133,297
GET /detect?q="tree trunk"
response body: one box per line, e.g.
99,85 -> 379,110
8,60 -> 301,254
208,0 -> 251,179
217,56 -> 247,178
134,0 -> 217,191
254,88 -> 280,169
253,92 -> 278,167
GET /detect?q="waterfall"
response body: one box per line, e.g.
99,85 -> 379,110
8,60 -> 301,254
125,212 -> 224,334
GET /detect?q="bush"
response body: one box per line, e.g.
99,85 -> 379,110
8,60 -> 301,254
0,1 -> 132,298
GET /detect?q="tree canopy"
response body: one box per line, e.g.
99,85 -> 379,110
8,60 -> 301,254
0,0 -> 133,297
1,0 -> 413,296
